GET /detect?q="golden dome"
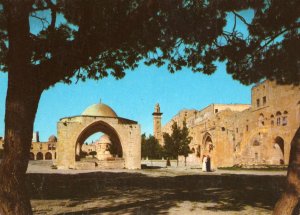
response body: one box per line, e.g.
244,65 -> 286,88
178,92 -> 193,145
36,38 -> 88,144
82,103 -> 117,117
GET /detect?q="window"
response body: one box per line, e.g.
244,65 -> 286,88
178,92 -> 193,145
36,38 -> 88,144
236,128 -> 238,133
276,111 -> 282,126
246,125 -> 249,132
282,111 -> 288,126
263,96 -> 266,105
256,99 -> 260,107
255,152 -> 258,160
258,113 -> 265,127
270,114 -> 274,126
215,109 -> 218,113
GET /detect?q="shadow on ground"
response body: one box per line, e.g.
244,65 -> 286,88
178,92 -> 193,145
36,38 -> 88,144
27,172 -> 286,214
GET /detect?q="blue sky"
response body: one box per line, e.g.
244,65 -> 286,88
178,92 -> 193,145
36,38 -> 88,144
0,9 -> 254,141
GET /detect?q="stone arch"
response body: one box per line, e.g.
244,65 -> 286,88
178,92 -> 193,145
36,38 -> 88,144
276,111 -> 282,126
45,152 -> 52,160
271,136 -> 285,165
29,152 -> 35,160
270,114 -> 275,126
282,111 -> 288,126
75,120 -> 123,161
36,152 -> 43,160
258,113 -> 265,126
202,132 -> 213,154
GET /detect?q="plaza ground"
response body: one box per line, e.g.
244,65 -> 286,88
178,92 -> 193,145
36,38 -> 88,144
24,161 -> 292,215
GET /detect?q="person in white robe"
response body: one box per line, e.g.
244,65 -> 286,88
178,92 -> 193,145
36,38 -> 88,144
202,155 -> 207,172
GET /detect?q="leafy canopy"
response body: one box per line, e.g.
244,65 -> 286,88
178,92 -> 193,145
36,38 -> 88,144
0,0 -> 281,92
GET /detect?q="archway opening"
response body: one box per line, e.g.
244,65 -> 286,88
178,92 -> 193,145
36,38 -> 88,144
204,135 -> 213,153
75,121 -> 123,163
36,152 -> 43,160
274,136 -> 284,164
29,152 -> 35,160
45,152 -> 52,160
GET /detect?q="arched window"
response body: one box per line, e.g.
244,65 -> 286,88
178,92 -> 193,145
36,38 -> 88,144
276,111 -> 281,126
282,111 -> 288,126
258,113 -> 265,127
45,152 -> 52,160
270,114 -> 274,126
29,152 -> 35,160
36,152 -> 43,160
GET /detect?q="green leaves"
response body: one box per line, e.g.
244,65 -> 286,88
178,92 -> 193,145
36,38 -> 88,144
141,134 -> 163,159
163,120 -> 192,159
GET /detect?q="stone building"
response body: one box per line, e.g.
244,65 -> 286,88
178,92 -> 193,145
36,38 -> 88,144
56,103 -> 141,170
0,133 -> 57,161
161,80 -> 300,168
0,103 -> 141,170
153,103 -> 163,145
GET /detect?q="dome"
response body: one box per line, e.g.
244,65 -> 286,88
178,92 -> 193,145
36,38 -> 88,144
48,135 -> 57,142
98,135 -> 111,144
81,103 -> 117,117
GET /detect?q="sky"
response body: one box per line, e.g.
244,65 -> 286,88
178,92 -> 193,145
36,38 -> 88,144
0,9 -> 254,142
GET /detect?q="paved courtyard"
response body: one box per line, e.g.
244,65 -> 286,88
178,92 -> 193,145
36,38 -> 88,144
25,161 -> 289,215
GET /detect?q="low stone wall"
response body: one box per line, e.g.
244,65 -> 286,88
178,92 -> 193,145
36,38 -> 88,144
75,159 -> 125,170
142,159 -> 201,168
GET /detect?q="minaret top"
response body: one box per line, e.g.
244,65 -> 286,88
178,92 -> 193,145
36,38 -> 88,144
153,103 -> 163,116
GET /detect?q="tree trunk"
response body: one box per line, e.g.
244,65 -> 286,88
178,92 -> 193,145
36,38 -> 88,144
273,127 -> 300,215
0,1 -> 40,214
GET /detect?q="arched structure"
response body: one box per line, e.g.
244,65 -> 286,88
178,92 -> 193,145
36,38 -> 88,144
273,136 -> 284,164
36,152 -> 43,160
45,152 -> 52,160
202,133 -> 213,154
29,152 -> 35,160
56,103 -> 141,170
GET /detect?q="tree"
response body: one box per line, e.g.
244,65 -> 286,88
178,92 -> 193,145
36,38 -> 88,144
0,0 -> 298,214
89,151 -> 97,158
178,121 -> 192,166
141,134 -> 163,159
163,121 -> 192,166
212,2 -> 300,214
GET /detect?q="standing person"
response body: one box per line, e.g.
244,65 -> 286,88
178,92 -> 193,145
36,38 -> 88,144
202,155 -> 207,172
206,155 -> 211,172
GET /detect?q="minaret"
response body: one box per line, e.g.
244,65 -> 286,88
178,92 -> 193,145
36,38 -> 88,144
152,103 -> 163,145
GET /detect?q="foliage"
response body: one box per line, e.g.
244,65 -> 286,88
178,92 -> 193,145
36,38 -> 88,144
163,121 -> 192,160
89,151 -> 97,158
0,0 -> 265,89
108,142 -> 121,158
141,133 -> 163,159
178,121 -> 192,158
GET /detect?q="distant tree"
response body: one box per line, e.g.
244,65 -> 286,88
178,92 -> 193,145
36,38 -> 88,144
89,151 -> 97,158
141,133 -> 147,159
163,132 -> 176,161
178,121 -> 192,166
80,150 -> 88,158
141,134 -> 163,159
163,121 -> 192,166
108,142 -> 121,158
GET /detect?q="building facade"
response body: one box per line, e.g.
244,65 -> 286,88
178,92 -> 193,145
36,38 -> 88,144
161,80 -> 300,168
0,133 -> 57,161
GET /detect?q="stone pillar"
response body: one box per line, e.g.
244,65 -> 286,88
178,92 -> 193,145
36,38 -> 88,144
153,103 -> 163,145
